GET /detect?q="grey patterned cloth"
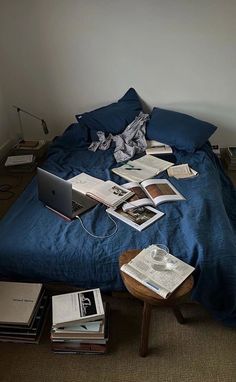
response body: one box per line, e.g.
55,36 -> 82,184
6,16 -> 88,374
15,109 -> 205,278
88,112 -> 149,163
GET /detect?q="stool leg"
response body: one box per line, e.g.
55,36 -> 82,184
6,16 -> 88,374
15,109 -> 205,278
139,302 -> 152,357
172,305 -> 185,324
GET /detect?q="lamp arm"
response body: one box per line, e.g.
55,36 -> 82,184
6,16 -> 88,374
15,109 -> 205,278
13,105 -> 49,135
13,105 -> 43,122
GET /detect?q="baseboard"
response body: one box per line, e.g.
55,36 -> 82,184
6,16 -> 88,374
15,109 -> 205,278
0,137 -> 18,161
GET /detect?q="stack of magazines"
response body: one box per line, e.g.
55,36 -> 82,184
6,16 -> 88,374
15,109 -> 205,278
51,289 -> 110,354
0,282 -> 49,343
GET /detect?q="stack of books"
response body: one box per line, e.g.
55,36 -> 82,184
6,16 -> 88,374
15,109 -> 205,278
13,140 -> 48,159
0,282 -> 49,343
51,288 -> 110,354
222,147 -> 236,171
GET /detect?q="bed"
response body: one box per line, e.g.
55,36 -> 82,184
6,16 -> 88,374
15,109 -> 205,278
0,88 -> 236,327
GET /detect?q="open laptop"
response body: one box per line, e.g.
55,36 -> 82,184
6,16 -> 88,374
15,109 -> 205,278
37,168 -> 97,219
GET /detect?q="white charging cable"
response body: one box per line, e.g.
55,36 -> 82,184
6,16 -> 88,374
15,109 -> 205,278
75,212 -> 118,239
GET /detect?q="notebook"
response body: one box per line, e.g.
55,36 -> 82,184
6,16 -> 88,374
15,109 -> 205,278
37,168 -> 97,219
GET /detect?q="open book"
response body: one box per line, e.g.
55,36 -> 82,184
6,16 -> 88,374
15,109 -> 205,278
68,172 -> 133,208
112,154 -> 174,182
121,245 -> 195,298
146,140 -> 173,155
121,178 -> 185,211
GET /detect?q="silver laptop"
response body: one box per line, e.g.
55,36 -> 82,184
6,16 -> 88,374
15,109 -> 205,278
37,168 -> 97,219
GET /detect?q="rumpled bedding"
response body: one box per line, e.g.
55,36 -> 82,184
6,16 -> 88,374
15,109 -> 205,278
0,122 -> 236,326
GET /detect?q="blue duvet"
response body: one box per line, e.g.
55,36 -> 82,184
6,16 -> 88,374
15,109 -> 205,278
0,123 -> 236,326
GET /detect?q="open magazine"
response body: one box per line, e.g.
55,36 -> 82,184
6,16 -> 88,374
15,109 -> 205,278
121,245 -> 195,298
121,178 -> 185,211
112,154 -> 174,182
107,205 -> 164,231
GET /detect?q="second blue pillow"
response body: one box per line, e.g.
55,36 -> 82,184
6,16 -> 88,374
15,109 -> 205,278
146,107 -> 217,152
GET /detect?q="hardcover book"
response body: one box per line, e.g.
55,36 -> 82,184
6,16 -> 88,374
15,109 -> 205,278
0,282 -> 43,326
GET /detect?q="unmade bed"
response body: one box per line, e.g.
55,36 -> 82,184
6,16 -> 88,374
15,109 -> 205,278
0,88 -> 236,327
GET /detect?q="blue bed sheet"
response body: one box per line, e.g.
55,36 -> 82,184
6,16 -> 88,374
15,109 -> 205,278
0,123 -> 236,327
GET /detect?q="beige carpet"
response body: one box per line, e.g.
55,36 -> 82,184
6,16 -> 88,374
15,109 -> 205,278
0,295 -> 235,382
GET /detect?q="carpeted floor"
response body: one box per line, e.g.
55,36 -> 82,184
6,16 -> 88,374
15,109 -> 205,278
0,295 -> 235,382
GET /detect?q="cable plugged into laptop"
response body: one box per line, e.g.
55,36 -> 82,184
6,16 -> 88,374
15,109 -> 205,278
75,213 -> 118,239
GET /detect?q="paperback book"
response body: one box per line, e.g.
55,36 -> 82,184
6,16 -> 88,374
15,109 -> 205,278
167,164 -> 198,179
112,154 -> 174,182
121,245 -> 195,298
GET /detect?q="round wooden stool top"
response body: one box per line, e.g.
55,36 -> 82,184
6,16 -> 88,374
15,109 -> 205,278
119,249 -> 194,306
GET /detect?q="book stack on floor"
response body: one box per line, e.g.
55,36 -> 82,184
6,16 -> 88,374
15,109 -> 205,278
51,288 -> 109,354
222,147 -> 236,171
0,282 -> 49,343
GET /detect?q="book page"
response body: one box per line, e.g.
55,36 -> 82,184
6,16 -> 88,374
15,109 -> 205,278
122,181 -> 151,210
87,180 -> 133,208
121,263 -> 170,298
112,163 -> 156,182
121,245 -> 194,297
141,179 -> 185,206
68,173 -> 104,195
132,155 -> 173,174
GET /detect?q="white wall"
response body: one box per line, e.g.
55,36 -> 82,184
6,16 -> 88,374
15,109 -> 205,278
0,0 -> 236,145
0,85 -> 11,149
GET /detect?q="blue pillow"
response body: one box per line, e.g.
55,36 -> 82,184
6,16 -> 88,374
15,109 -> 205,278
55,122 -> 90,146
146,107 -> 217,152
76,88 -> 143,136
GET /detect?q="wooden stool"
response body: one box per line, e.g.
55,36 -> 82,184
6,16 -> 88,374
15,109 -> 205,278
119,249 -> 194,357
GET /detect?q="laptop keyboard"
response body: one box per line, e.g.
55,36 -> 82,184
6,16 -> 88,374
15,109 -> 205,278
72,200 -> 82,212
